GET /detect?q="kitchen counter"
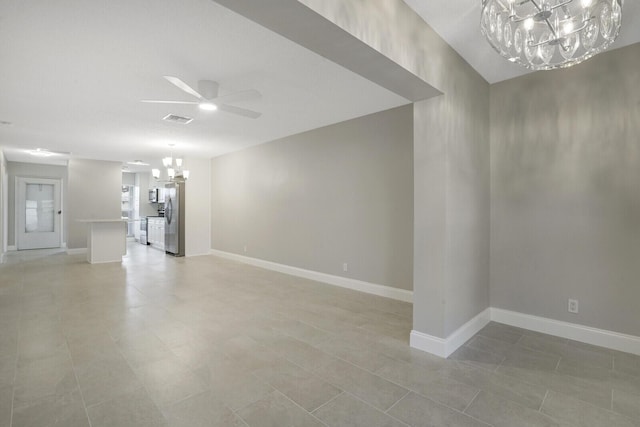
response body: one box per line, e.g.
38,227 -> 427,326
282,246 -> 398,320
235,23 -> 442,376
77,219 -> 127,264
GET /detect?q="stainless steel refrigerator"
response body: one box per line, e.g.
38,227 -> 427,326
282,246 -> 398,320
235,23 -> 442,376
164,181 -> 185,257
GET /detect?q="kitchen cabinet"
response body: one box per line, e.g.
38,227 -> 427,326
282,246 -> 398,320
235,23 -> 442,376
148,187 -> 166,204
147,217 -> 165,250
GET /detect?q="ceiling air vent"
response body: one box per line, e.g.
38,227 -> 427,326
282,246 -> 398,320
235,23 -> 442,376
162,114 -> 193,125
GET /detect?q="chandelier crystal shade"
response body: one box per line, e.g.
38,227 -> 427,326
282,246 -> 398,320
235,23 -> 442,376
481,0 -> 623,70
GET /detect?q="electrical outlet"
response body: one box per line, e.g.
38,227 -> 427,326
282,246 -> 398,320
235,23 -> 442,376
343,263 -> 348,272
568,299 -> 579,314
243,245 -> 247,253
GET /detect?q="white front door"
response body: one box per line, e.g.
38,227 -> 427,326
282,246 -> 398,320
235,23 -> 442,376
16,177 -> 62,250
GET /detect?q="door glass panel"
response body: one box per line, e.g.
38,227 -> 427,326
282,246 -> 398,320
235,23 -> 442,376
25,183 -> 54,233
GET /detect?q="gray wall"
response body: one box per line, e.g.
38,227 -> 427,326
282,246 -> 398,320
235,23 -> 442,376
184,157 -> 212,257
220,0 -> 492,338
67,159 -> 122,249
302,0 -> 491,337
415,75 -> 490,338
6,162 -> 68,248
211,105 -> 414,290
136,172 -> 160,218
0,150 -> 6,254
122,172 -> 135,186
490,43 -> 640,336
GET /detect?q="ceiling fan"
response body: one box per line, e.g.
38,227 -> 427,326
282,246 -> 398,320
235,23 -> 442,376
142,76 -> 262,119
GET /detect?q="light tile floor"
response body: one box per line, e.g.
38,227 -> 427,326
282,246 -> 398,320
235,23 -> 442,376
1,243 -> 639,426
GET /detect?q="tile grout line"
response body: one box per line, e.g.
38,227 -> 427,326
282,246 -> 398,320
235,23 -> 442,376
386,381 -> 492,427
258,333 -> 429,419
493,355 -> 507,372
13,248 -> 640,426
538,389 -> 550,412
100,324 -> 170,423
230,387 -> 274,426
263,331 -> 418,407
271,388 -> 332,427
462,389 -> 481,413
610,389 -> 614,412
9,292 -> 23,427
383,389 -> 411,416
309,390 -> 345,414
9,385 -> 15,427
64,336 -> 94,427
514,332 -> 525,345
516,343 -> 565,364
341,390 -> 412,427
317,345 -> 501,420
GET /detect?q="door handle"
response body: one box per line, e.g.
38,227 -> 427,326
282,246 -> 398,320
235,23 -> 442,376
58,210 -> 62,214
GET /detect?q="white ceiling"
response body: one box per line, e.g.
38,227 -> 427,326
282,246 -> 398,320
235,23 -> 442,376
0,0 -> 408,168
2,1 -> 638,170
403,0 -> 640,84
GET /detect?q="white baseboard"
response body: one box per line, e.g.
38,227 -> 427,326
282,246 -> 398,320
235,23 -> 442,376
209,249 -> 640,357
209,249 -> 413,303
491,308 -> 640,356
7,245 -> 16,251
410,331 -> 447,357
410,308 -> 491,358
186,252 -> 213,258
411,307 -> 640,358
66,248 -> 87,255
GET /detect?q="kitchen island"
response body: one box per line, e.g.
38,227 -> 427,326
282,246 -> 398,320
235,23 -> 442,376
77,219 -> 127,264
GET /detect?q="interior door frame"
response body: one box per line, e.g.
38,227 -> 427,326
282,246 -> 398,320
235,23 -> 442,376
15,177 -> 63,250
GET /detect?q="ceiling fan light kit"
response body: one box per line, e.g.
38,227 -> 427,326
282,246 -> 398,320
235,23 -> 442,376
142,76 -> 262,120
481,0 -> 623,70
198,102 -> 218,111
142,76 -> 261,180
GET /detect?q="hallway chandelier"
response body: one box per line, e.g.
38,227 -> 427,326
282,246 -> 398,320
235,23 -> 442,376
151,144 -> 189,180
481,0 -> 623,70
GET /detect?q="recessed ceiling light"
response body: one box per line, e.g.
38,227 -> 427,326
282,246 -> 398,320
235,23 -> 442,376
127,160 -> 150,166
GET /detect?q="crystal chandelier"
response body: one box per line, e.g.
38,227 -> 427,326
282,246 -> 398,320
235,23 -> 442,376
481,0 -> 623,70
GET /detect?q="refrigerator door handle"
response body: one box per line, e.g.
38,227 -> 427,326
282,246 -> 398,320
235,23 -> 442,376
166,198 -> 173,225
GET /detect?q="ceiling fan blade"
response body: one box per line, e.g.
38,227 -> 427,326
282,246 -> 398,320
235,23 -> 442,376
141,100 -> 198,104
217,104 -> 262,119
163,76 -> 203,100
214,89 -> 262,104
198,80 -> 220,100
